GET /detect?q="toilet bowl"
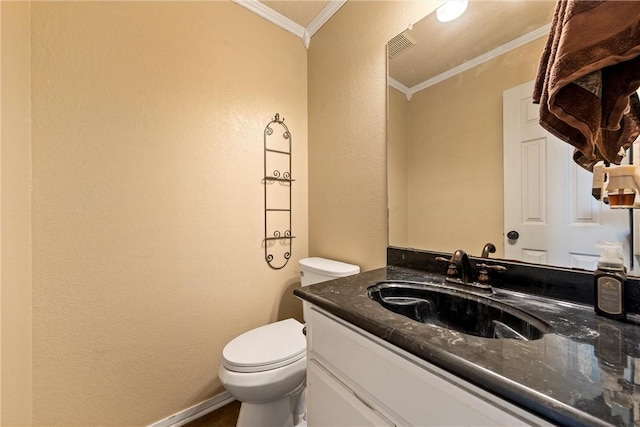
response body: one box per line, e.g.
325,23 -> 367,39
219,319 -> 307,426
219,257 -> 360,427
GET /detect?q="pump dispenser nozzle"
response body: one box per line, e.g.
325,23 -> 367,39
595,241 -> 624,269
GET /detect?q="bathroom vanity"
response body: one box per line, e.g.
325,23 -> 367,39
294,248 -> 640,426
306,307 -> 550,426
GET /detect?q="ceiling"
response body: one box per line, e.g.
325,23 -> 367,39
238,1 -> 556,94
389,1 -> 556,92
262,1 -> 331,28
232,0 -> 340,47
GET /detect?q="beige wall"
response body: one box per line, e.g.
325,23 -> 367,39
388,38 -> 546,257
1,2 -> 33,425
308,1 -> 439,272
2,1 -> 308,425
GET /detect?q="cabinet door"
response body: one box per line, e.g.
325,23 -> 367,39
307,359 -> 395,427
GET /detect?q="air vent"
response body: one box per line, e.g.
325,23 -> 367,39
388,31 -> 417,59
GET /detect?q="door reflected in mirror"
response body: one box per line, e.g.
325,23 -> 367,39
387,0 -> 637,274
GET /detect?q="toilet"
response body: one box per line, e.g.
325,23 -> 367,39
219,257 -> 360,427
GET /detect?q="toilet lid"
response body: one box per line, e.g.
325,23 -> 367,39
299,257 -> 360,277
222,318 -> 306,373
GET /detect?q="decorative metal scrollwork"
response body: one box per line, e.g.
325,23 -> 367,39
263,113 -> 294,269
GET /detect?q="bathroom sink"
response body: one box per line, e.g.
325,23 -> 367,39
367,281 -> 551,341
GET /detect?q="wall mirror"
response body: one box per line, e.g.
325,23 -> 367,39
387,0 -> 638,275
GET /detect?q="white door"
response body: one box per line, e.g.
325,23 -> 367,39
503,81 -> 631,270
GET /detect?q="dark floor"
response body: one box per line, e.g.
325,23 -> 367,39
184,400 -> 241,427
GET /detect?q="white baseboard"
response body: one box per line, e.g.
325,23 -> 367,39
149,391 -> 236,427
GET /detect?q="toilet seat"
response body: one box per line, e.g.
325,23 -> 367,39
222,318 -> 306,373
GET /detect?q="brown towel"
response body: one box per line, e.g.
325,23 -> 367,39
533,0 -> 640,171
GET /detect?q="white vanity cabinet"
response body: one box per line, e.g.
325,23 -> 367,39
305,307 -> 552,427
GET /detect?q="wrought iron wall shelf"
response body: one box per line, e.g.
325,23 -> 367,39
263,113 -> 294,269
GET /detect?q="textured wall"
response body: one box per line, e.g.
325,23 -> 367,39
307,1 -> 439,272
1,2 -> 33,425
29,2 -> 307,425
4,0 -> 449,424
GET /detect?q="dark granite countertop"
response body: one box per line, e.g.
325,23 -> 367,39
294,265 -> 640,427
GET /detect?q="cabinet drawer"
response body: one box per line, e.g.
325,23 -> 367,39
308,307 -> 547,426
307,359 -> 394,427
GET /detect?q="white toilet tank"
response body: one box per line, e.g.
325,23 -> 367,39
299,257 -> 359,322
299,257 -> 360,286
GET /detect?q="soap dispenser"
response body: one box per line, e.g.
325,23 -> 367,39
594,241 -> 627,321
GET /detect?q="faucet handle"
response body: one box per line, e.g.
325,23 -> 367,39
435,256 -> 458,278
476,263 -> 507,285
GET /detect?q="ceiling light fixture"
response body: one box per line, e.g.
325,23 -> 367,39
436,0 -> 469,23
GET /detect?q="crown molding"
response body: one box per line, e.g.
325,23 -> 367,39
388,78 -> 413,101
233,0 -> 345,49
401,24 -> 552,99
232,0 -> 306,41
306,1 -> 347,40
